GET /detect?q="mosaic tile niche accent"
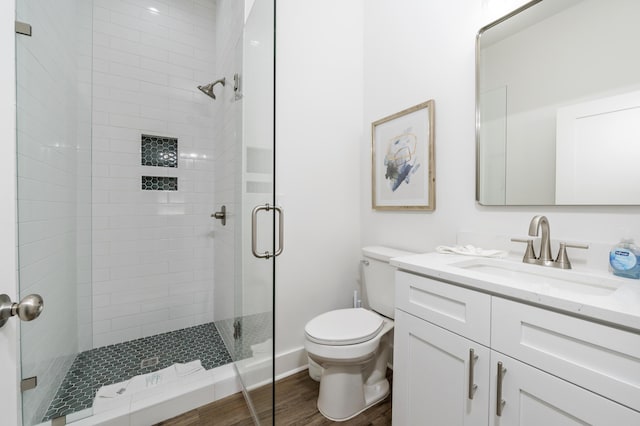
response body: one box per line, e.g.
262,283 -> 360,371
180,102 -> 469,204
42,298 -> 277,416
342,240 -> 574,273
42,323 -> 232,422
141,176 -> 178,191
141,134 -> 178,168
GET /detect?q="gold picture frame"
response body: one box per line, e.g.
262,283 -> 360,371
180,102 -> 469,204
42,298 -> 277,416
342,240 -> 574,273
371,100 -> 435,210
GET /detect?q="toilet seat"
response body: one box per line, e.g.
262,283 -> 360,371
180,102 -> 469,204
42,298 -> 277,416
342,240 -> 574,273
305,308 -> 384,346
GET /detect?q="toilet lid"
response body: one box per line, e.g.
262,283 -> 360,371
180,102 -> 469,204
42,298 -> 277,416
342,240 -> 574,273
305,308 -> 384,346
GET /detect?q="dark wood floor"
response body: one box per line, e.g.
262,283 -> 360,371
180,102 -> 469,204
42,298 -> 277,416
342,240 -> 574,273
156,369 -> 392,425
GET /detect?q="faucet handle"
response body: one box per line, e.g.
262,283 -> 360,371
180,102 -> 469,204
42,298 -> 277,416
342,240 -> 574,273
555,242 -> 589,269
511,238 -> 537,263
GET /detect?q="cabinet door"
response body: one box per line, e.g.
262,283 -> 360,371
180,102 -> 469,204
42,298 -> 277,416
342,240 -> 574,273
489,351 -> 640,426
393,309 -> 490,426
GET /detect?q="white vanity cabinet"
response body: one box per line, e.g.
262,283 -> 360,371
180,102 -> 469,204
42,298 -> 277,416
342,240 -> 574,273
393,272 -> 492,425
393,271 -> 640,425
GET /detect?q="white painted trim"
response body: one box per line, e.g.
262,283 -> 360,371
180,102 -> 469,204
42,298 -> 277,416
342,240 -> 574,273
275,346 -> 307,379
238,346 -> 308,391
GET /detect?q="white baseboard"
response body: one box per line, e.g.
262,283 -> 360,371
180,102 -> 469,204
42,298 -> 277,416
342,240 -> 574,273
276,346 -> 308,380
240,346 -> 308,391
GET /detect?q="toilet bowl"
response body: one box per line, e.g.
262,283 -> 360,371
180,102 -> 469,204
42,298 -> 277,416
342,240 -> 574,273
305,308 -> 394,421
304,246 -> 414,422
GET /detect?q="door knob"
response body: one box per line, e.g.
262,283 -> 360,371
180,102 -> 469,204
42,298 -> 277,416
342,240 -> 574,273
0,294 -> 44,328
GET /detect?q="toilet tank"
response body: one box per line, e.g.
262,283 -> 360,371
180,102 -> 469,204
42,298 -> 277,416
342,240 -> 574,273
362,246 -> 415,319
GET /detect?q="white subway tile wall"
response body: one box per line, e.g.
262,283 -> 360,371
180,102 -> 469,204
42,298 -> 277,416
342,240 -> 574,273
92,0 -> 218,348
16,0 -> 93,423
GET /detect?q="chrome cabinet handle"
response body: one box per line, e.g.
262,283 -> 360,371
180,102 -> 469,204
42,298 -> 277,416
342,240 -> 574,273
496,361 -> 507,417
468,348 -> 479,399
0,294 -> 44,328
251,203 -> 284,259
211,205 -> 226,226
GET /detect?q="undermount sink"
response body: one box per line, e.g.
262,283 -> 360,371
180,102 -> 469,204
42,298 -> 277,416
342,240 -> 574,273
450,257 -> 621,297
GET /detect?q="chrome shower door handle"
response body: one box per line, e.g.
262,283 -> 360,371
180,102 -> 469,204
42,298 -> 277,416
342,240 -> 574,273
273,205 -> 284,257
251,203 -> 284,259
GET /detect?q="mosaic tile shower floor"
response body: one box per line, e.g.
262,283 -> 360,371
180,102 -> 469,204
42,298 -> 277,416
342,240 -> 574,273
42,322 -> 233,422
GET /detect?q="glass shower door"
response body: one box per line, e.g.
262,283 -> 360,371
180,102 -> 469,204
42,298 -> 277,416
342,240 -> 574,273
15,0 -> 93,424
235,0 -> 276,423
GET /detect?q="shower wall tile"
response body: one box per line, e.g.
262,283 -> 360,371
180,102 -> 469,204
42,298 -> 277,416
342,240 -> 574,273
92,0 -> 218,348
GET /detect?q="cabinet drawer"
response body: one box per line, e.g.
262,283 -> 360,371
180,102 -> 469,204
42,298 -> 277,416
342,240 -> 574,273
492,297 -> 640,412
396,271 -> 491,345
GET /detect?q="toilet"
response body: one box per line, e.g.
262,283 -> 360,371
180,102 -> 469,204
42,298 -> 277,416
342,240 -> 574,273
304,246 -> 415,421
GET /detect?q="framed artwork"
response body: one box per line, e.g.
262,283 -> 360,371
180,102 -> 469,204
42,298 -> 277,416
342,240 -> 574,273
371,100 -> 435,210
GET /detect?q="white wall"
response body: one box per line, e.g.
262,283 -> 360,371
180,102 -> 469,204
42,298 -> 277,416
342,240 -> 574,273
362,0 -> 481,253
275,0 -> 364,355
362,0 -> 640,258
91,0 -> 218,348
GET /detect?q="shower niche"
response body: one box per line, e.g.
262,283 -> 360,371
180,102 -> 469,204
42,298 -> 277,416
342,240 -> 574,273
141,134 -> 179,191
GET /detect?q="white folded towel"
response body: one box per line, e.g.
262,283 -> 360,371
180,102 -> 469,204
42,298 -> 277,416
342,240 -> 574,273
175,360 -> 204,376
94,380 -> 131,398
251,338 -> 273,355
436,244 -> 507,258
95,360 -> 204,399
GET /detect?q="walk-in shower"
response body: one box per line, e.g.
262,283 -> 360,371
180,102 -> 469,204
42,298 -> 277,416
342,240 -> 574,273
15,0 -> 275,424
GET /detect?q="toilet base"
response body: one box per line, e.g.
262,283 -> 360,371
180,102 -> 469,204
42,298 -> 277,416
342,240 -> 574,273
317,372 -> 390,422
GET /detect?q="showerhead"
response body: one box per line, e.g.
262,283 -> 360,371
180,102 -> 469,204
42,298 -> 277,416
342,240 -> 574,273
198,83 -> 216,99
197,78 -> 226,100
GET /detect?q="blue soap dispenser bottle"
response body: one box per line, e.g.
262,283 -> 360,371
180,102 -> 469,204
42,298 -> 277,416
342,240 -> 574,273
609,238 -> 640,279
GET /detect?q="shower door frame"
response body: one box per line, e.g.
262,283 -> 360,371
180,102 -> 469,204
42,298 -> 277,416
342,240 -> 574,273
0,0 -> 20,423
231,0 -> 277,423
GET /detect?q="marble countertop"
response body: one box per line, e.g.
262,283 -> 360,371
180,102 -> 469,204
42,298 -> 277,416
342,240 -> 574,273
391,252 -> 640,333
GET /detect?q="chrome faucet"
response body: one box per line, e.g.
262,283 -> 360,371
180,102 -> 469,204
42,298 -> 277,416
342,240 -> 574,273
528,215 -> 553,265
512,215 -> 589,269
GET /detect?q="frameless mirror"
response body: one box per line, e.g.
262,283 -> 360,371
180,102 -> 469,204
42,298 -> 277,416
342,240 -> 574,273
476,0 -> 640,205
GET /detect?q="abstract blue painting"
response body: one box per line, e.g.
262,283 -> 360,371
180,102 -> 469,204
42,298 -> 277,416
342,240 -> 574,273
384,132 -> 420,192
372,100 -> 435,210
